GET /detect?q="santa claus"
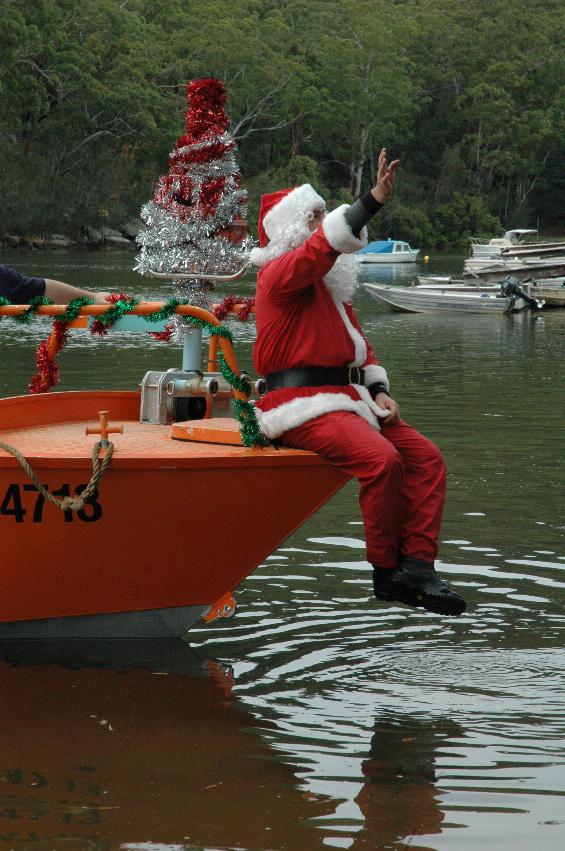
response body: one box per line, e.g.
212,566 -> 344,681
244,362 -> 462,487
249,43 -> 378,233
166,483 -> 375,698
250,149 -> 466,617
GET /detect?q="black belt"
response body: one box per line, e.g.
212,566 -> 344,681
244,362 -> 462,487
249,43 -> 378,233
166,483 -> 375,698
265,366 -> 365,392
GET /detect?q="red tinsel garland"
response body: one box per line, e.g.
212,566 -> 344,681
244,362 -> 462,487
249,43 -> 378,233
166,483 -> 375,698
90,292 -> 134,336
28,321 -> 68,394
149,323 -> 174,342
213,295 -> 255,322
169,139 -> 234,166
184,78 -> 229,141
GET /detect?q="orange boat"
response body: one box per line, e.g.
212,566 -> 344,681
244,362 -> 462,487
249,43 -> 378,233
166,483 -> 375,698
0,302 -> 346,639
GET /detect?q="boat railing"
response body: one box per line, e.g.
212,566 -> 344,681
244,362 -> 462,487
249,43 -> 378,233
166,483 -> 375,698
0,301 -> 253,402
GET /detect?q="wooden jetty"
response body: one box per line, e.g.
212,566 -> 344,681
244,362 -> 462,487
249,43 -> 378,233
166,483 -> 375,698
530,285 -> 565,307
464,260 -> 565,284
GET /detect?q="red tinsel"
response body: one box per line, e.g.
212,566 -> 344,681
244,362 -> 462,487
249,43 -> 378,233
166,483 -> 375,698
213,295 -> 255,322
152,77 -> 237,221
169,139 -> 234,166
149,323 -> 174,342
28,321 -> 68,394
184,78 -> 229,142
90,292 -> 132,336
199,176 -> 226,216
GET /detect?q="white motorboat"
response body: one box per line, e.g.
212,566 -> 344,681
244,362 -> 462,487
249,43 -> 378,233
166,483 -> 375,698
469,230 -> 565,260
464,255 -> 565,275
363,280 -> 541,314
356,239 -> 420,263
466,230 -> 565,276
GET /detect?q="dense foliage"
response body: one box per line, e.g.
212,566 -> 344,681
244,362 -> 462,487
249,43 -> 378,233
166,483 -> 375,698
1,0 -> 563,247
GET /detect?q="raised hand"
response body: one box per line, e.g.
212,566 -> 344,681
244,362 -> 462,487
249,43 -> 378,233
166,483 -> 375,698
371,148 -> 400,205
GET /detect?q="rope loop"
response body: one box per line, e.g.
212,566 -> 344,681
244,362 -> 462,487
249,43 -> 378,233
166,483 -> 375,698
0,440 -> 114,512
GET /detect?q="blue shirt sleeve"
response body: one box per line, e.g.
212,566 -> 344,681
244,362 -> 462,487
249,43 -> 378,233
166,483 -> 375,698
0,265 -> 46,302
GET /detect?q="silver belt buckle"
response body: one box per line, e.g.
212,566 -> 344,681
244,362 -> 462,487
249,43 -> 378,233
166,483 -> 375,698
348,366 -> 361,384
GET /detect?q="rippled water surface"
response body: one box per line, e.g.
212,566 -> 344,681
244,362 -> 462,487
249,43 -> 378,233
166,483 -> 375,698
1,250 -> 564,850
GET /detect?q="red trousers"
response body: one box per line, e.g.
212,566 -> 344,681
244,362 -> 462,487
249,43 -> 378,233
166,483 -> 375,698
282,412 -> 446,569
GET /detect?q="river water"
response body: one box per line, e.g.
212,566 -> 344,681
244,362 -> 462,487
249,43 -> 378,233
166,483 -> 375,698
0,250 -> 564,850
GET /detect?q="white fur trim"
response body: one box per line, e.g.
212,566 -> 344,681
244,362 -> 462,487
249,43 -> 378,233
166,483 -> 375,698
363,364 -> 389,391
249,245 -> 271,267
263,184 -> 325,241
330,295 -> 367,366
354,384 -> 391,418
323,205 -> 368,254
322,253 -> 359,301
255,392 -> 389,440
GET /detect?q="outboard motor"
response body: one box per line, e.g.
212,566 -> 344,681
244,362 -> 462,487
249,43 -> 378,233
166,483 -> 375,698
501,275 -> 545,310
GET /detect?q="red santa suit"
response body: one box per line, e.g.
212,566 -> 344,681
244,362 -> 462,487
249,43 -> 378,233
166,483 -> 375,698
251,185 -> 445,569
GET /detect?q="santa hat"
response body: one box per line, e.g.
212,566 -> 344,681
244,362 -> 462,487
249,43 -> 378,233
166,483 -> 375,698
260,184 -> 325,244
250,184 -> 325,266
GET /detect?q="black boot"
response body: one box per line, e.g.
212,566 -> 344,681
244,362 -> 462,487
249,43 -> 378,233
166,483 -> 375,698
373,557 -> 467,616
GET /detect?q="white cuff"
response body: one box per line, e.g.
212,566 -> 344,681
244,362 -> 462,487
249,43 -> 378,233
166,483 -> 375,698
363,364 -> 389,391
323,205 -> 368,254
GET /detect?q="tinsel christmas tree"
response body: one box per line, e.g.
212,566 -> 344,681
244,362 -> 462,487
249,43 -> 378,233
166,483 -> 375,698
135,78 -> 252,324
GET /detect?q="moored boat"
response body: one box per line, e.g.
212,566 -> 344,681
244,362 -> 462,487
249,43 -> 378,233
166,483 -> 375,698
469,230 -> 565,262
0,303 -> 347,639
356,239 -> 420,264
363,279 -> 542,314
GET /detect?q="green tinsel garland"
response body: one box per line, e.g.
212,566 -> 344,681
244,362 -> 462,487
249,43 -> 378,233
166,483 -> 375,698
217,351 -> 269,447
90,295 -> 141,334
59,296 -> 95,323
12,295 -> 53,324
0,295 -> 94,324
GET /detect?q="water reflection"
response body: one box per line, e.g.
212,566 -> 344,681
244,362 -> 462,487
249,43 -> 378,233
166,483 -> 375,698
0,640 -> 337,850
349,716 -> 459,850
356,261 -> 420,286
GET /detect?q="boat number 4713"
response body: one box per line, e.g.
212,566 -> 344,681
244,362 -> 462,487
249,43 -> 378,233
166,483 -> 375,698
0,483 -> 101,523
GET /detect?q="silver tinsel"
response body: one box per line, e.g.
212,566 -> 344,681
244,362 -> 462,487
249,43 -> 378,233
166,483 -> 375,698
135,126 -> 254,347
134,150 -> 252,279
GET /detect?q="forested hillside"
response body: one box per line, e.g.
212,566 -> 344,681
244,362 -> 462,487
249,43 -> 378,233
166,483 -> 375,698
1,0 -> 563,247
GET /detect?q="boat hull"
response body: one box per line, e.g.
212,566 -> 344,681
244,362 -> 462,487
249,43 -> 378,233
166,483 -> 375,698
0,391 -> 347,637
363,283 -> 525,313
357,250 -> 419,264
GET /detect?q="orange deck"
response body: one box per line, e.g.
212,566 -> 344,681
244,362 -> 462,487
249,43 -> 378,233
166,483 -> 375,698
0,390 -> 325,468
0,391 -> 347,624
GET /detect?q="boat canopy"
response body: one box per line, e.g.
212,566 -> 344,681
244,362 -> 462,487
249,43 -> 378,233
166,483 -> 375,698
470,229 -> 538,247
502,229 -> 538,243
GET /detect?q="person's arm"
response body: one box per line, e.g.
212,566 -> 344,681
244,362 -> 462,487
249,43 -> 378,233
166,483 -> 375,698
261,201 -> 372,301
259,228 -> 339,300
44,279 -> 110,305
344,288 -> 399,422
345,302 -> 390,390
345,148 -> 400,236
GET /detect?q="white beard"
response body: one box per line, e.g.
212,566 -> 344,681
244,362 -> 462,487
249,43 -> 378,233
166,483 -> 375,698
249,220 -> 312,267
322,253 -> 359,302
